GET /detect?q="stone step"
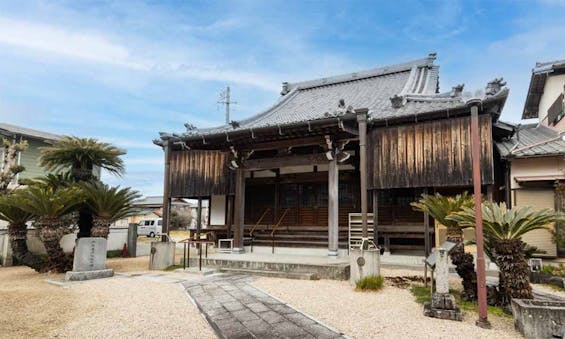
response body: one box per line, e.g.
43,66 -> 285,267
218,267 -> 319,280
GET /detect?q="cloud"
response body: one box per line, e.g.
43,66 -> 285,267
0,17 -> 147,69
0,16 -> 280,91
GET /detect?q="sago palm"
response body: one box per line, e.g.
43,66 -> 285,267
411,192 -> 477,301
39,136 -> 126,238
17,186 -> 83,272
0,194 -> 46,271
81,182 -> 140,238
39,136 -> 126,180
448,202 -> 559,305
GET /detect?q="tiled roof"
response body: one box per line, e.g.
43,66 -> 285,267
160,53 -> 508,141
495,123 -> 565,158
0,123 -> 61,141
522,58 -> 565,119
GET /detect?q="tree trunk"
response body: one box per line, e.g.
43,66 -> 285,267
77,208 -> 93,238
494,239 -> 533,306
38,218 -> 71,273
91,217 -> 111,238
446,227 -> 478,301
7,222 -> 47,272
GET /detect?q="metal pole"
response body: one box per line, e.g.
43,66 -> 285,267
469,100 -> 490,329
161,140 -> 172,242
226,86 -> 230,124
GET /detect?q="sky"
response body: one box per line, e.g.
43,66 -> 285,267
0,0 -> 564,196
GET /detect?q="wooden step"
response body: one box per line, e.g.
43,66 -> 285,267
219,267 -> 319,280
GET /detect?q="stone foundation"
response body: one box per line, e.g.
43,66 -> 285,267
424,293 -> 462,321
65,269 -> 114,281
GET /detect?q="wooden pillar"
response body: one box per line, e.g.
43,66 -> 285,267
161,140 -> 172,242
423,188 -> 430,256
196,197 -> 202,237
372,190 -> 378,245
356,109 -> 369,239
233,168 -> 246,253
328,157 -> 339,257
469,99 -> 490,328
504,162 -> 512,207
486,185 -> 494,202
226,195 -> 233,239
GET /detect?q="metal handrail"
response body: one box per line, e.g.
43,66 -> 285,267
250,208 -> 271,253
270,208 -> 290,253
249,208 -> 271,238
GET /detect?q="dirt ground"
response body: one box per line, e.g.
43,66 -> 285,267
0,257 -> 215,339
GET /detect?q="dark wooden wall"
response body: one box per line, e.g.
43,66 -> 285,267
169,150 -> 229,197
368,115 -> 494,189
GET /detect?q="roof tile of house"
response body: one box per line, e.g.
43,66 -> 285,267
495,123 -> 565,158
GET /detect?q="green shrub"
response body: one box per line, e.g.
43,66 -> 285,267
106,250 -> 123,258
541,264 -> 565,277
355,275 -> 384,291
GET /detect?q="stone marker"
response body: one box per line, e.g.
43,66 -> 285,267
424,248 -> 462,321
65,237 -> 114,281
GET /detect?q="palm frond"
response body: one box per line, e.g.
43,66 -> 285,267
411,192 -> 474,229
0,194 -> 35,225
448,201 -> 560,242
16,186 -> 83,219
81,182 -> 140,222
39,136 -> 126,177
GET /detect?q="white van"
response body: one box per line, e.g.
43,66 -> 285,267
137,219 -> 163,237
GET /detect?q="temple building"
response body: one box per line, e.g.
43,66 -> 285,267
155,53 -> 509,257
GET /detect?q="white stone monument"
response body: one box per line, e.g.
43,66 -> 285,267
424,247 -> 462,321
65,237 -> 114,281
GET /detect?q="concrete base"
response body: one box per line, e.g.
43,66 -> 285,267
149,241 -> 176,270
349,248 -> 380,285
186,254 -> 350,280
512,299 -> 565,339
174,267 -> 216,276
65,269 -> 114,281
423,293 -> 462,321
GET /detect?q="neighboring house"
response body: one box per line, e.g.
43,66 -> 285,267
156,53 -> 509,256
114,196 -> 203,227
0,123 -> 61,184
495,59 -> 565,258
523,59 -> 565,131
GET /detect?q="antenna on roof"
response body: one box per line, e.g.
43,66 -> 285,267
217,86 -> 238,124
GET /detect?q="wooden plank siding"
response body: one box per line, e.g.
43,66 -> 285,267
368,115 -> 494,189
169,150 -> 230,197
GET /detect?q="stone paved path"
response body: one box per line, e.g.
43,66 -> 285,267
183,273 -> 346,339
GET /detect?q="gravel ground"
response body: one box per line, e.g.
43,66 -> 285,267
0,259 -> 215,339
253,267 -> 520,339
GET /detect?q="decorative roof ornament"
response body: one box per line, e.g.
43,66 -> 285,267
335,99 -> 355,116
428,52 -> 437,60
184,123 -> 197,132
229,120 -> 240,129
485,78 -> 506,96
451,84 -> 464,97
390,94 -> 405,108
281,82 -> 290,95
